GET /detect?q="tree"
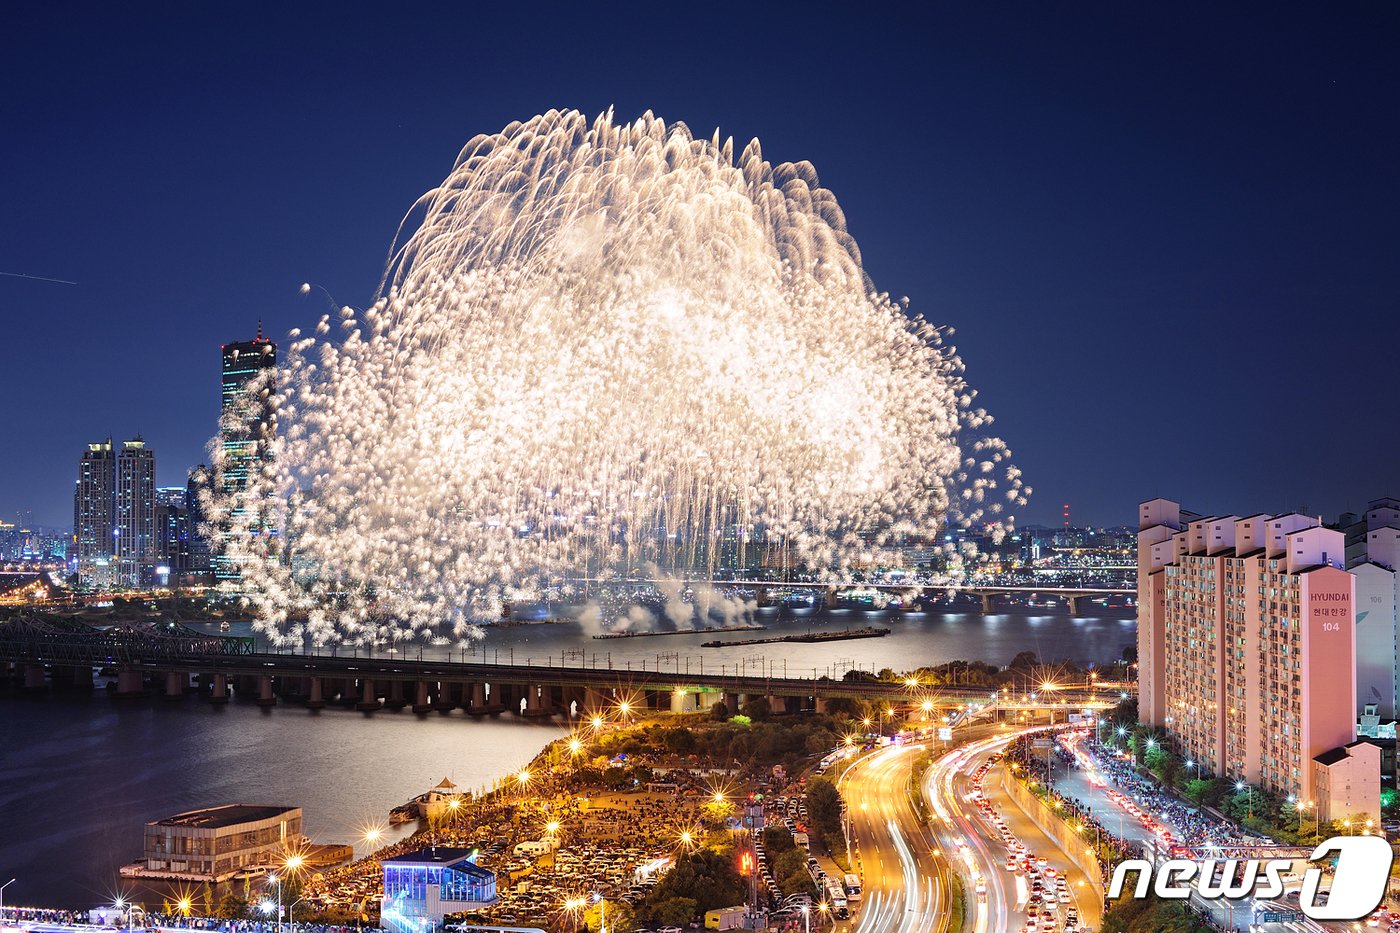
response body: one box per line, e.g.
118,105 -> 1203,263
1184,779 -> 1212,806
646,849 -> 744,914
710,700 -> 729,720
646,897 -> 697,926
663,728 -> 696,754
762,826 -> 795,855
773,849 -> 816,896
741,697 -> 772,721
806,777 -> 843,839
1008,651 -> 1039,671
215,891 -> 247,919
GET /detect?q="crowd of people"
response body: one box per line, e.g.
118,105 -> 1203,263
1005,733 -> 1138,875
1005,724 -> 1259,882
0,906 -> 381,933
1076,737 -> 1253,851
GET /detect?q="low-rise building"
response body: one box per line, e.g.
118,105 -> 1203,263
1312,740 -> 1382,828
141,804 -> 303,881
381,847 -> 496,933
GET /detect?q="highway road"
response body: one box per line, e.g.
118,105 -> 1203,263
923,728 -> 1101,933
839,743 -> 949,933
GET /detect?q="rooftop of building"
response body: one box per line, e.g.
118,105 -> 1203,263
1314,748 -> 1347,766
1314,740 -> 1383,766
383,848 -> 492,876
151,804 -> 299,829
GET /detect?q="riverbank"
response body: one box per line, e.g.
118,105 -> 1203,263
0,688 -> 564,909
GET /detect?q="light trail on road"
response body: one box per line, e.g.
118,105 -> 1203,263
841,744 -> 948,933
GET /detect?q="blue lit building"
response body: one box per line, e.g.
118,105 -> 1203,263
381,847 -> 496,933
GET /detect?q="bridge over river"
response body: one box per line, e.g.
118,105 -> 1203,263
0,616 -> 1121,720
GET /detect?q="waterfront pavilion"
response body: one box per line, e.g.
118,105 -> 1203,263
381,847 -> 496,933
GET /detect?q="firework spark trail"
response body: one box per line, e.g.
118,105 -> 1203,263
206,109 -> 1030,647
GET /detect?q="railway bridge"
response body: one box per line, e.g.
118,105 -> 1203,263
0,617 -> 1121,720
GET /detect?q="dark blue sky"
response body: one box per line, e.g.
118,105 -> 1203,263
3,3 -> 1396,529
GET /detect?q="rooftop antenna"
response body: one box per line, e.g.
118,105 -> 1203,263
257,318 -> 264,340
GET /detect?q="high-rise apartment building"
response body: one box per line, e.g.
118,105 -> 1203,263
1343,498 -> 1400,720
114,438 -> 156,586
1137,498 -> 1367,818
74,437 -> 157,588
74,439 -> 117,588
214,325 -> 277,584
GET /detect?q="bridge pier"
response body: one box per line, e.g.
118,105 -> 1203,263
23,664 -> 46,691
165,671 -> 189,699
767,695 -> 788,716
980,593 -> 995,614
468,681 -> 487,714
522,683 -> 552,717
257,674 -> 277,707
825,586 -> 839,609
436,682 -> 460,713
62,665 -> 95,690
1066,595 -> 1082,616
356,678 -> 380,711
412,680 -> 434,714
115,667 -> 145,699
385,678 -> 407,710
670,689 -> 699,714
583,686 -> 611,714
210,672 -> 229,704
307,676 -> 326,709
562,685 -> 584,717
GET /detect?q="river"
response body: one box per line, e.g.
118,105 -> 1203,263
0,606 -> 1134,908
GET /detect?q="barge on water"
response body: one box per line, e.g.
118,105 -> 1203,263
700,626 -> 891,648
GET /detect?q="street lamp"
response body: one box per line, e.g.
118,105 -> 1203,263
591,891 -> 607,933
800,903 -> 811,933
1235,781 -> 1254,820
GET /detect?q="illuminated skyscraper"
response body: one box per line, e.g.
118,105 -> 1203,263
114,437 -> 156,586
74,437 -> 156,588
213,324 -> 277,584
74,438 -> 117,589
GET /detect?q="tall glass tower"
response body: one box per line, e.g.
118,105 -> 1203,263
74,437 -> 156,589
214,323 -> 277,585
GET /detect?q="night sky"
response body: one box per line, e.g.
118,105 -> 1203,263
3,3 -> 1397,529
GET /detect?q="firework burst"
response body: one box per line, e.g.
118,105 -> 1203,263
208,109 -> 1028,645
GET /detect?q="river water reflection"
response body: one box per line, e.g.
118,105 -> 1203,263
1,607 -> 1133,908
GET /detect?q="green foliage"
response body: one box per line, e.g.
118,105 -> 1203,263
647,897 -> 698,926
215,890 -> 247,919
946,871 -> 966,933
773,849 -> 816,897
644,848 -> 744,915
662,728 -> 696,754
591,717 -> 843,771
762,826 -> 795,856
806,777 -> 843,840
1101,896 -> 1212,933
1183,778 -> 1212,805
741,697 -> 772,721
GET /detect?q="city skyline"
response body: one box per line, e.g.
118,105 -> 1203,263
3,5 -> 1398,529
